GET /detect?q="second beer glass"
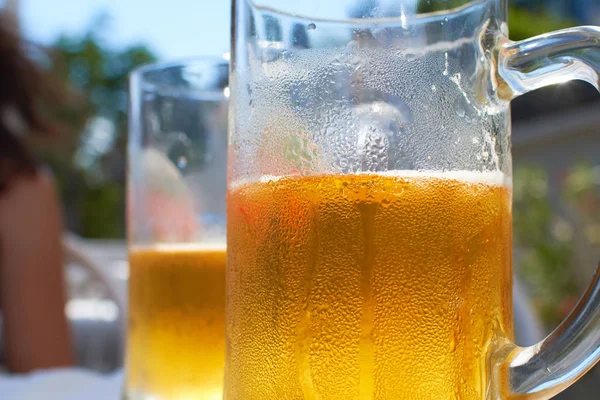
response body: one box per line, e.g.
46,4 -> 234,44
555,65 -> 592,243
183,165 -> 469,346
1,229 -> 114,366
127,58 -> 228,400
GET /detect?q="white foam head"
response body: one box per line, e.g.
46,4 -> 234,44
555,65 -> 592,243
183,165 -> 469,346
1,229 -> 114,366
130,241 -> 226,253
230,170 -> 510,190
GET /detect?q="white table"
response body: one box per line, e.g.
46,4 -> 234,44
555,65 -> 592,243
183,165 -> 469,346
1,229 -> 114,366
0,368 -> 123,400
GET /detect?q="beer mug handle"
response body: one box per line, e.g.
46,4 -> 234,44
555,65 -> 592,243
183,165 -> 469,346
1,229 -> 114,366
488,26 -> 600,398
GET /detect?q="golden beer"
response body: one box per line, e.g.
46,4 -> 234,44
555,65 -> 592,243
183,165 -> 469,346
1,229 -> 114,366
127,245 -> 226,399
226,172 -> 513,399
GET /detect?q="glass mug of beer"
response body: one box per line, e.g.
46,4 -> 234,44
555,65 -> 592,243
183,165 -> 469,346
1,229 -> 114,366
127,58 -> 228,399
227,0 -> 600,398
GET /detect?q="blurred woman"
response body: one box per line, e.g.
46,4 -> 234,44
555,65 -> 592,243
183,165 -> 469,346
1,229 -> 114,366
0,22 -> 74,372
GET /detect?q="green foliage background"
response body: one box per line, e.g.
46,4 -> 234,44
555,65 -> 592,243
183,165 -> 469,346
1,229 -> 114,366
37,16 -> 156,238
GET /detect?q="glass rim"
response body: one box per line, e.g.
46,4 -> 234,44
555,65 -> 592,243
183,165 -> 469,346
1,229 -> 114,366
130,55 -> 230,101
246,0 -> 489,25
130,54 -> 230,80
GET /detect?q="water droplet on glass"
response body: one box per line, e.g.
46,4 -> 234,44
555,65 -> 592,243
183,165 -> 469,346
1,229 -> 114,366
358,127 -> 389,172
451,390 -> 462,400
405,52 -> 417,62
337,40 -> 363,71
307,23 -> 316,31
344,40 -> 360,54
283,134 -> 318,174
443,52 -> 450,76
165,132 -> 195,172
453,95 -> 478,122
353,101 -> 411,172
449,334 -> 457,352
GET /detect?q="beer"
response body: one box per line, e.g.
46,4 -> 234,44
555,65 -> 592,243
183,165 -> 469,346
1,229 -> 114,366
127,245 -> 226,399
226,172 -> 513,399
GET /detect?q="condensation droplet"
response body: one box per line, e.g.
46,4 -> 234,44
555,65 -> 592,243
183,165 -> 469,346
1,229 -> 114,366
165,132 -> 195,172
451,389 -> 462,400
307,23 -> 317,31
450,335 -> 457,353
443,52 -> 450,76
352,101 -> 412,172
358,127 -> 389,172
345,40 -> 360,54
453,95 -> 478,123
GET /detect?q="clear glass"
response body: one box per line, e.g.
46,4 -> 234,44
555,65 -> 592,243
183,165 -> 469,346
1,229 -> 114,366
227,0 -> 600,399
127,58 -> 228,400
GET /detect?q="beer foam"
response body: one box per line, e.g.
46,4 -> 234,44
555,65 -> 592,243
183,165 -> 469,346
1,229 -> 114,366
231,170 -> 509,190
378,170 -> 509,187
130,241 -> 226,253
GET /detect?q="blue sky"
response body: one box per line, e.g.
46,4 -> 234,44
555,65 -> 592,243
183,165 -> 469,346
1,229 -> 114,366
21,0 -> 232,60
19,0 -> 418,60
17,0 -> 599,61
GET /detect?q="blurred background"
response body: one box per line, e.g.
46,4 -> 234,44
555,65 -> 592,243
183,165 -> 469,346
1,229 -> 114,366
1,0 -> 599,398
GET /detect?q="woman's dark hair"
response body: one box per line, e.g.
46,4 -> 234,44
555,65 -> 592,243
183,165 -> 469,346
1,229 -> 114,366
0,20 -> 60,194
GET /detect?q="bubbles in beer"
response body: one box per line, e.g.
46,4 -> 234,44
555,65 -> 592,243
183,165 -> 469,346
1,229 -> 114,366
227,172 -> 513,399
127,245 -> 226,398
